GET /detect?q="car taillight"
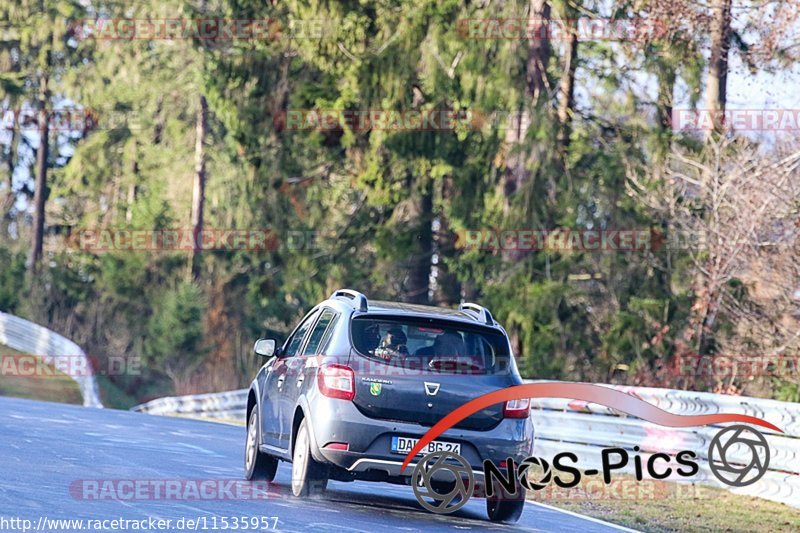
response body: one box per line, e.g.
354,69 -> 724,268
503,398 -> 530,419
317,364 -> 355,401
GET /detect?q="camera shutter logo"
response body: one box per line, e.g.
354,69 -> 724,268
411,451 -> 475,514
708,425 -> 770,487
517,456 -> 552,491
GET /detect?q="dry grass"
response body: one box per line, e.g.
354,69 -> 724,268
0,345 -> 83,404
530,473 -> 800,532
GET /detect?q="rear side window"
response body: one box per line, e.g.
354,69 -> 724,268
302,309 -> 338,356
350,316 -> 511,375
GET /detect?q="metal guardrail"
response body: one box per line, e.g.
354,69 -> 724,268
132,382 -> 800,508
0,311 -> 103,408
530,387 -> 800,509
132,389 -> 247,421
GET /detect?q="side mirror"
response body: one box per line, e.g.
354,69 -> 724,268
254,338 -> 277,358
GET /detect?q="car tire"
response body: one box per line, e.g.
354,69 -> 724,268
291,418 -> 328,497
244,408 -> 278,481
486,492 -> 525,523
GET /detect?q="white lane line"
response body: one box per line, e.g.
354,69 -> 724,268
527,501 -> 639,532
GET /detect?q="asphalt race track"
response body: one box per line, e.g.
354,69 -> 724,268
1,397 -> 631,532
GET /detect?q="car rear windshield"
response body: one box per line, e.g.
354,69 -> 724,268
350,316 -> 512,375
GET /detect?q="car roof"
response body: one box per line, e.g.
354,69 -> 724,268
367,300 -> 471,318
322,298 -> 495,327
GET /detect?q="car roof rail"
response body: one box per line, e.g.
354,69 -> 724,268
330,289 -> 369,312
459,302 -> 494,325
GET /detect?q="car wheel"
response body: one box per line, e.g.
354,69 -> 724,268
486,492 -> 525,523
244,408 -> 278,481
291,419 -> 328,497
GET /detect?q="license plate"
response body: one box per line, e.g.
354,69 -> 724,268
391,436 -> 461,455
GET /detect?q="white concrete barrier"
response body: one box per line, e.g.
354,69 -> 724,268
0,311 -> 103,408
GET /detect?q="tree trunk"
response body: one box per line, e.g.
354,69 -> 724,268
556,16 -> 578,159
189,95 -> 208,280
504,0 -> 551,206
503,109 -> 530,202
706,0 -> 732,138
126,151 -> 138,223
526,0 -> 551,105
406,179 -> 433,305
656,64 -> 676,159
431,214 -> 461,306
2,125 -> 17,224
654,60 -> 676,295
126,183 -> 138,223
28,75 -> 50,271
657,68 -> 676,136
5,125 -> 16,190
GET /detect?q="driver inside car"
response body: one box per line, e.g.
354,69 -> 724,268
373,326 -> 409,362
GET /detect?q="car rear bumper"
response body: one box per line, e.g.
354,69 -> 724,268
307,396 -> 534,475
344,456 -> 487,482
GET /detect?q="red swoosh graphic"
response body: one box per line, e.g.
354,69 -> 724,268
400,382 -> 782,472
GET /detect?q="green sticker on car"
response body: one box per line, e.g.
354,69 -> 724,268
370,383 -> 382,396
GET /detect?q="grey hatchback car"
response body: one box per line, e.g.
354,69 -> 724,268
244,290 -> 534,522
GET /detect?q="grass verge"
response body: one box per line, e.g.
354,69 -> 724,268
531,473 -> 800,532
0,345 -> 83,404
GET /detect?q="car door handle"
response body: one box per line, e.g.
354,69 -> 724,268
296,375 -> 304,387
277,376 -> 285,388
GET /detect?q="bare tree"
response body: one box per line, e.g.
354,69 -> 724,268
629,137 -> 800,392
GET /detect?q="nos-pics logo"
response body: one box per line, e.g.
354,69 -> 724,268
412,425 -> 770,514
